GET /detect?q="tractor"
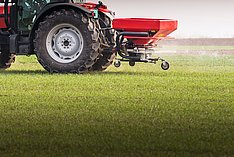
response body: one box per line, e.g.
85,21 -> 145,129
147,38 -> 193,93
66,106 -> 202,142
0,0 -> 177,73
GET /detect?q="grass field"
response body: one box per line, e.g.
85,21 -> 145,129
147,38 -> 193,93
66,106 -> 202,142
0,54 -> 233,157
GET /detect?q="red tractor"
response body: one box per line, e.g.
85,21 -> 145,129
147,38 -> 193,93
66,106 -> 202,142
0,0 -> 177,73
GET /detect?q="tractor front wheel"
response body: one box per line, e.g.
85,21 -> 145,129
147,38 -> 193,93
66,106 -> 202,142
34,9 -> 100,73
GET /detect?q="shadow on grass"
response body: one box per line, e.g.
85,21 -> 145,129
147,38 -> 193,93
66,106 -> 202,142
0,69 -> 168,77
91,71 -> 168,77
0,70 -> 48,75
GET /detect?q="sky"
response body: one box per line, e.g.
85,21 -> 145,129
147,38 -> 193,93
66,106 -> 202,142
89,0 -> 234,38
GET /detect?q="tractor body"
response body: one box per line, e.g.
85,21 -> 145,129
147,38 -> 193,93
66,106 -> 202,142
0,0 -> 108,54
0,0 -> 115,72
0,0 -> 177,73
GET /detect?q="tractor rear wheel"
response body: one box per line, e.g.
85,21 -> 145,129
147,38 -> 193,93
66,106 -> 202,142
34,9 -> 100,73
91,13 -> 115,71
0,45 -> 15,69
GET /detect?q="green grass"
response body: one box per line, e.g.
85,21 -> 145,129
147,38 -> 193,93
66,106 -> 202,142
0,54 -> 233,157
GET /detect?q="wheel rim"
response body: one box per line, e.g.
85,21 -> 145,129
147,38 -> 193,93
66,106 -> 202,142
46,23 -> 84,64
161,62 -> 169,70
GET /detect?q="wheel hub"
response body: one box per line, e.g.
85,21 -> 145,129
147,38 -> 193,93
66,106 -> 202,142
46,24 -> 84,63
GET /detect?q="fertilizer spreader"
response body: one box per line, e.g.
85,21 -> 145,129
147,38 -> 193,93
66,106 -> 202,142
112,18 -> 178,70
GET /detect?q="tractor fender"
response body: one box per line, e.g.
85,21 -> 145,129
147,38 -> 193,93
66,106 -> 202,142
29,3 -> 92,53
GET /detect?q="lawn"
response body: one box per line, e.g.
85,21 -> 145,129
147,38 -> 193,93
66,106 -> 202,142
0,54 -> 233,157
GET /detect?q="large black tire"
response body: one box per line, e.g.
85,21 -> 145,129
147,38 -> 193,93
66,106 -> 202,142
0,45 -> 15,69
91,13 -> 115,71
34,9 -> 100,73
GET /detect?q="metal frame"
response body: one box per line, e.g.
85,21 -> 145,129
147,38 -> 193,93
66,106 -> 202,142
114,31 -> 170,70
